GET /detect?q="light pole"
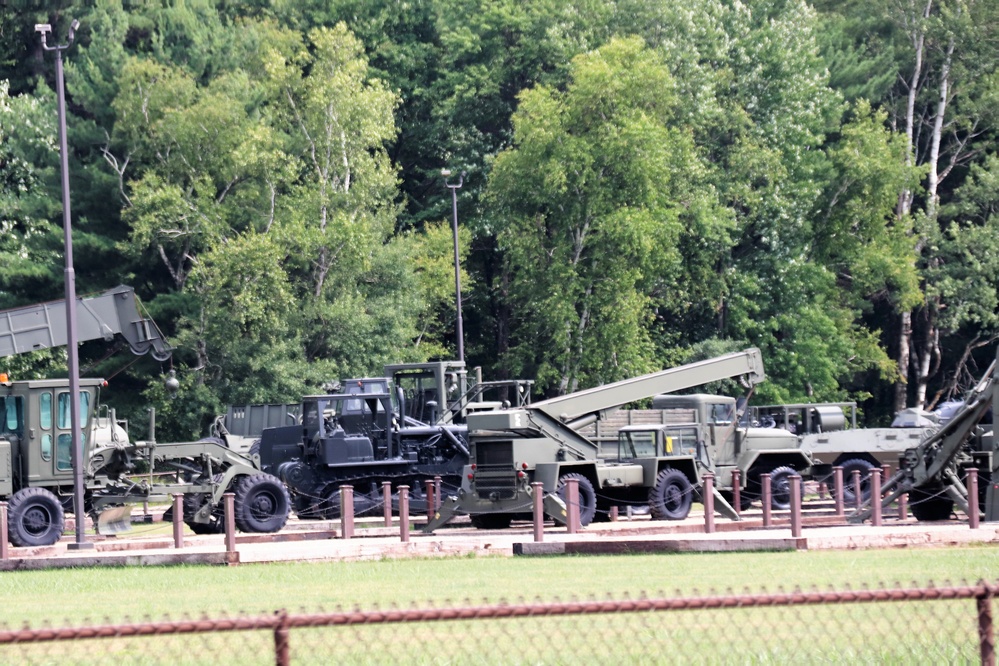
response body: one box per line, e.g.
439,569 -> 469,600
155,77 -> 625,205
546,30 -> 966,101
36,19 -> 92,550
442,169 -> 466,363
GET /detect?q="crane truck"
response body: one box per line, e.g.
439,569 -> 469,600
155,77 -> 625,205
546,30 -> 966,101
0,288 -> 290,546
424,348 -> 821,531
851,346 -> 999,523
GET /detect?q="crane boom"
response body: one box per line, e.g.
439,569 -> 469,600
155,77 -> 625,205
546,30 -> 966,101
0,285 -> 172,361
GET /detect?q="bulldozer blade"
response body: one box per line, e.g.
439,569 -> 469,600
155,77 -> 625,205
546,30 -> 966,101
96,506 -> 134,535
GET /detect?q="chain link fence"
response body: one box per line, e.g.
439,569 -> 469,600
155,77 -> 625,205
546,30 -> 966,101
1,580 -> 994,664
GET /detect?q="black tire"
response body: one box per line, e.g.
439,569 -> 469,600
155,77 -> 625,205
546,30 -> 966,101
648,468 -> 693,521
910,487 -> 955,521
233,473 -> 291,533
556,472 -> 597,527
768,466 -> 803,511
183,494 -> 225,535
470,513 -> 513,529
838,458 -> 876,504
8,487 -> 65,547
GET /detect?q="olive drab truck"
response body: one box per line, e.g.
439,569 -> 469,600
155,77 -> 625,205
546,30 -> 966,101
425,348 -> 819,531
0,287 -> 291,545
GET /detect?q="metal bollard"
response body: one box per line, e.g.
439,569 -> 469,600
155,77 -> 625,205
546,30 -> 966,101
968,469 -> 980,529
833,466 -> 845,518
790,474 -> 802,538
434,475 -> 442,511
0,501 -> 8,560
732,469 -> 742,517
383,481 -> 393,527
565,477 -> 580,534
425,479 -> 436,522
852,469 -> 863,511
870,469 -> 882,527
898,492 -> 908,520
224,492 -> 236,555
609,506 -> 619,522
398,486 -> 410,543
761,473 -> 772,528
341,485 -> 354,540
172,493 -> 184,549
703,474 -> 715,534
532,482 -> 544,543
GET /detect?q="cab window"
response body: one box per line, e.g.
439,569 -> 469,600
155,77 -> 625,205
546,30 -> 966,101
710,403 -> 734,425
1,396 -> 23,437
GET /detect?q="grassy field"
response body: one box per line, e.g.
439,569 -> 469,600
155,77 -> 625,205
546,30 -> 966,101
1,544 -> 997,624
1,546 -> 997,663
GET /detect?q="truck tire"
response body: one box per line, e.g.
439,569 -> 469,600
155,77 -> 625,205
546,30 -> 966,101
8,487 -> 65,547
648,468 -> 693,521
838,458 -> 875,504
233,473 -> 291,533
768,466 -> 803,511
557,473 -> 597,527
910,487 -> 954,521
183,494 -> 225,534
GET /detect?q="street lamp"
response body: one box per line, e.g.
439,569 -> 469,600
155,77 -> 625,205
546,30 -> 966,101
442,169 -> 466,363
36,19 -> 92,550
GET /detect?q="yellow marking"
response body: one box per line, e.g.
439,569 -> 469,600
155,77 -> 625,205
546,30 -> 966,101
666,437 -> 673,454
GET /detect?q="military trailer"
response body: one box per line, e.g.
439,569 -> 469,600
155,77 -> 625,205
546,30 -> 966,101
424,348 -> 819,531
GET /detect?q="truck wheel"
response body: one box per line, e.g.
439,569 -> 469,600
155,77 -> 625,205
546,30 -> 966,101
648,468 -> 693,521
183,494 -> 225,534
910,487 -> 955,521
557,473 -> 597,526
8,487 -> 65,547
768,467 -> 803,511
838,459 -> 875,504
233,474 -> 291,533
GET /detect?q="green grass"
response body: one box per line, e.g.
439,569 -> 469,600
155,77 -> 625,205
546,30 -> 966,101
1,545 -> 997,624
1,546 -> 996,664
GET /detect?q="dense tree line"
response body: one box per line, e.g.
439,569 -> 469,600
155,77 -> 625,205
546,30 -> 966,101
1,0 -> 996,439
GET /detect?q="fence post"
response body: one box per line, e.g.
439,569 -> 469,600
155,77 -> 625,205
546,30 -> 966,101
274,609 -> 290,666
790,474 -> 802,538
898,492 -> 908,520
881,464 -> 892,488
979,583 -> 995,666
703,474 -> 715,534
761,473 -> 772,528
532,482 -> 544,543
870,469 -> 882,527
833,466 -> 844,518
565,477 -> 580,535
172,493 -> 184,549
609,506 -> 619,522
0,501 -> 8,560
425,479 -> 436,522
969,469 -> 981,530
434,475 -> 442,511
341,486 -> 354,540
732,469 -> 742,517
383,482 -> 393,527
398,486 -> 410,543
224,492 -> 236,556
852,469 -> 863,512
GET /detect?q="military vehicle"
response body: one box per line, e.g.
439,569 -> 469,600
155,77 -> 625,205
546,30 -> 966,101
252,361 -> 532,519
0,288 -> 290,545
852,346 -> 999,523
424,348 -> 821,531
